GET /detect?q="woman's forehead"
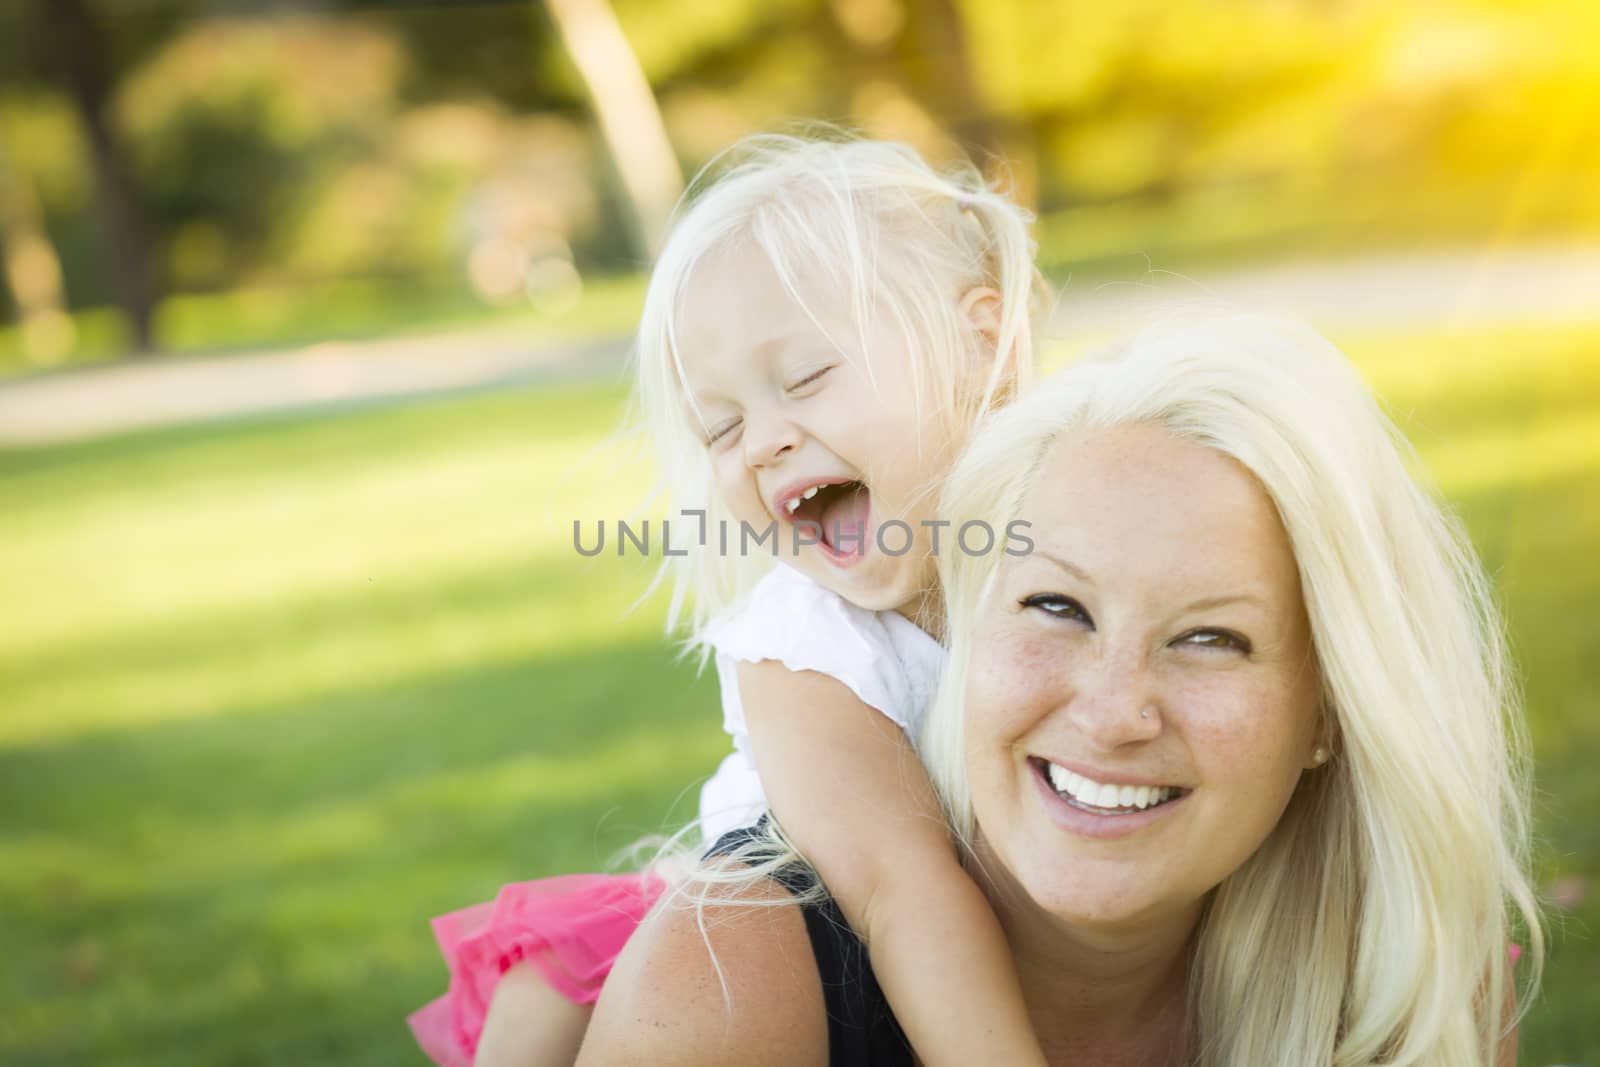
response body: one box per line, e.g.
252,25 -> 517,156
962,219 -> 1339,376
1009,425 -> 1302,607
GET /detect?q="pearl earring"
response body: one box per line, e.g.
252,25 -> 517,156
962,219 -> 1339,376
1311,745 -> 1330,766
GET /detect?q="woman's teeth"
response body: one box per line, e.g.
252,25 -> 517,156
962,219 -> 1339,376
1045,762 -> 1179,812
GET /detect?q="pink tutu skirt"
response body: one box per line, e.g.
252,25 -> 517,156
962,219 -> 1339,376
408,871 -> 667,1067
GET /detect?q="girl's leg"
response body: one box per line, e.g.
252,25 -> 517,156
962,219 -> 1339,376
473,961 -> 593,1067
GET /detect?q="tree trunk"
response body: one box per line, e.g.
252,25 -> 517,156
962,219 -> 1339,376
906,0 -> 1002,160
0,142 -> 75,364
541,0 -> 683,261
38,0 -> 157,354
906,0 -> 1037,209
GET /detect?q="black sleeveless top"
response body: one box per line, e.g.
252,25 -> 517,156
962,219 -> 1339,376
708,825 -> 914,1066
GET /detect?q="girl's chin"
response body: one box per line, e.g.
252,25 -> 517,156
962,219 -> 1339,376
805,561 -> 927,615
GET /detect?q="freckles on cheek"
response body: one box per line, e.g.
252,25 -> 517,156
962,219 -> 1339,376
1178,680 -> 1304,779
970,624 -> 1059,740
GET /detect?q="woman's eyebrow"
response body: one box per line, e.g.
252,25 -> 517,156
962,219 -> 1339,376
1023,553 -> 1267,613
1180,593 -> 1267,613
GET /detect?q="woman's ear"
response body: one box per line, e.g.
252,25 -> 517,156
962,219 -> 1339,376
1306,702 -> 1339,769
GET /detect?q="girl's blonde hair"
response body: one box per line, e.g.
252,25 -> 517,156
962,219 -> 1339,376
920,314 -> 1542,1066
633,130 -> 1048,637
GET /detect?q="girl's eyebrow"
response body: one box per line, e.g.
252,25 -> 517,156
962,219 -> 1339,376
1027,550 -> 1094,584
687,384 -> 729,409
686,331 -> 808,407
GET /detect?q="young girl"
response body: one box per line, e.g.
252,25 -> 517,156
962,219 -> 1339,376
409,133 -> 1051,1067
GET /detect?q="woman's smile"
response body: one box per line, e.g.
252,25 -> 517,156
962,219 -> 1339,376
1028,757 -> 1192,840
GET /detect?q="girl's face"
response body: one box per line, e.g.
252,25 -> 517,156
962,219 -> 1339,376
674,243 -> 972,617
964,423 -> 1324,930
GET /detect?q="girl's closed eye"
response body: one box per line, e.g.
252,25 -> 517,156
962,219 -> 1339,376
785,364 -> 835,393
1018,592 -> 1092,625
706,417 -> 742,447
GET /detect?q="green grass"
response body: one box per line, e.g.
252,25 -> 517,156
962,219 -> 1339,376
1,323 -> 1597,1064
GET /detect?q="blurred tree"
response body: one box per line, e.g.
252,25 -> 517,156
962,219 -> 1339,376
33,0 -> 158,352
2,0 -> 1593,361
117,16 -> 410,287
0,139 -> 73,362
541,0 -> 682,259
825,0 -> 1034,201
902,0 -> 1002,158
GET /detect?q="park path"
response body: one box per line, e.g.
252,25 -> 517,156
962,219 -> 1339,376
1,242 -> 1597,447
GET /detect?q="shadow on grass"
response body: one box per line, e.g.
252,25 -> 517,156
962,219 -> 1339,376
0,631 -> 722,1067
1,541 -> 666,739
0,630 -> 718,864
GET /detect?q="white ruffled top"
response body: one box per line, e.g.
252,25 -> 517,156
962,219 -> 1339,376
694,564 -> 947,842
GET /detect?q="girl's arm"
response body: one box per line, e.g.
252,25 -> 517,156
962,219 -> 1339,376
737,659 -> 1048,1067
474,961 -> 592,1067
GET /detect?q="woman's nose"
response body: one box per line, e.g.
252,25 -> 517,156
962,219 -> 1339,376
1064,649 -> 1163,747
742,408 -> 801,469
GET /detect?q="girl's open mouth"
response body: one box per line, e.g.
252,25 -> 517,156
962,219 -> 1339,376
784,479 -> 871,563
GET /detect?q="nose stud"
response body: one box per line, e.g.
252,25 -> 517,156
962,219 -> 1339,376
1139,708 -> 1151,720
1311,745 -> 1330,766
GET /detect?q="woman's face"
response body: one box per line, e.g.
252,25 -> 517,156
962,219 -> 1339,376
964,423 -> 1323,929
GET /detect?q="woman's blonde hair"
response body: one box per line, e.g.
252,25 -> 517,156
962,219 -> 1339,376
920,313 -> 1542,1066
632,129 -> 1048,637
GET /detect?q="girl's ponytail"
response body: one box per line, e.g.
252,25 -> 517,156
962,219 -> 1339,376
944,173 -> 1048,419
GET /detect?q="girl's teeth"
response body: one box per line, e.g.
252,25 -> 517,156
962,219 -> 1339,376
802,486 -> 819,499
1044,761 -> 1176,812
785,498 -> 801,514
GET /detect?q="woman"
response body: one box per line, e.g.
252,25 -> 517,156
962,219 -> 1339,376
578,316 -> 1542,1066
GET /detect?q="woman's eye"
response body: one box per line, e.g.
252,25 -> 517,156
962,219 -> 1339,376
1019,593 -> 1091,625
1176,628 -> 1252,654
705,418 -> 741,446
786,365 -> 834,392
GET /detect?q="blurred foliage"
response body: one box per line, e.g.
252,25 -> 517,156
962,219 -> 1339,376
118,17 -> 409,288
0,0 -> 1596,359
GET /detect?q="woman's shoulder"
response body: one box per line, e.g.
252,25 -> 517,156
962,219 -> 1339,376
577,870 -> 829,1067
